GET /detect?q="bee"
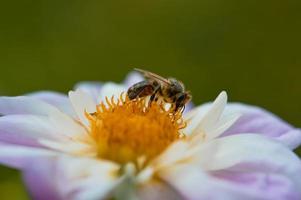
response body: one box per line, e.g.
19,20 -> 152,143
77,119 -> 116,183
127,68 -> 192,112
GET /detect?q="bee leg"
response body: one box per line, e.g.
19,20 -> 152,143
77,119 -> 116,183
148,84 -> 161,106
181,105 -> 186,114
174,101 -> 185,113
150,93 -> 156,102
148,93 -> 159,107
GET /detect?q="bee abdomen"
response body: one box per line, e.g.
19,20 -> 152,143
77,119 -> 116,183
127,80 -> 155,100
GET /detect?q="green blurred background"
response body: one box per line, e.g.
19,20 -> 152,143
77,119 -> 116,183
0,0 -> 300,199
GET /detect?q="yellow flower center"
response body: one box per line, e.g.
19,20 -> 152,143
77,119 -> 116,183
86,94 -> 186,166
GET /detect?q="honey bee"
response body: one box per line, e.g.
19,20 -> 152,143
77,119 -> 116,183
127,68 -> 192,112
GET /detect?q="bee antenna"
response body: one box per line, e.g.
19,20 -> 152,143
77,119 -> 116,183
134,68 -> 146,73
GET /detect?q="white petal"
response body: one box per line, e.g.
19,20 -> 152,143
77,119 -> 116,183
185,91 -> 227,137
205,113 -> 241,141
159,164 -> 233,200
74,82 -> 103,103
39,139 -> 96,156
56,157 -> 121,200
183,105 -> 202,122
0,96 -> 58,116
69,89 -> 97,126
23,155 -> 121,200
151,141 -> 191,170
27,91 -> 75,116
48,109 -> 87,139
99,82 -> 127,103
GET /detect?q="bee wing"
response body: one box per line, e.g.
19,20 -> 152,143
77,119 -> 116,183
134,68 -> 170,85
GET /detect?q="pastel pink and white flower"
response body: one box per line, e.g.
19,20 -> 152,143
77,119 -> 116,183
0,72 -> 300,200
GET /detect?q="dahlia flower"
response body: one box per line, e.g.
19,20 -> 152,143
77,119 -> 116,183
0,72 -> 300,200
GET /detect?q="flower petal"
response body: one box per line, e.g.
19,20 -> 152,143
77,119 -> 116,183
183,102 -> 194,114
0,143 -> 56,170
68,89 -> 97,126
28,91 -> 75,117
276,129 -> 301,150
151,141 -> 191,170
222,103 -> 301,149
23,162 -> 62,200
210,170 -> 300,200
161,164 -> 300,200
58,158 -> 120,200
98,82 -> 127,103
205,113 -> 241,141
185,91 -> 240,140
0,96 -> 59,116
136,180 -> 182,200
195,134 -> 301,190
74,82 -> 103,103
74,71 -> 140,105
0,115 -> 67,147
48,109 -> 87,139
25,156 -> 121,200
184,91 -> 228,135
191,102 -> 301,149
39,139 -> 96,156
21,155 -> 122,200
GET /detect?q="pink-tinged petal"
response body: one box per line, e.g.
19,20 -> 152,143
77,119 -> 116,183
161,164 -> 300,200
28,91 -> 75,117
136,180 -> 182,200
211,170 -> 300,200
276,129 -> 301,150
194,102 -> 301,149
0,115 -> 67,147
222,103 -> 301,149
22,156 -> 121,200
68,90 -> 96,126
0,143 -> 56,170
23,161 -> 62,200
74,82 -> 103,103
195,134 -> 301,190
0,96 -> 59,116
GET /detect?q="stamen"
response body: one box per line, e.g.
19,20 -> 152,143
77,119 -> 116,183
87,94 -> 186,166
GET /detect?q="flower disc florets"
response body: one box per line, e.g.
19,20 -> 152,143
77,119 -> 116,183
86,94 -> 186,166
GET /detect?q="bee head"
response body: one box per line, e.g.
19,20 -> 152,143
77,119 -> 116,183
175,91 -> 192,112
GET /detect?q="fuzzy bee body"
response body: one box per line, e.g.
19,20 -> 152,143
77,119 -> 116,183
127,80 -> 159,100
127,69 -> 191,112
